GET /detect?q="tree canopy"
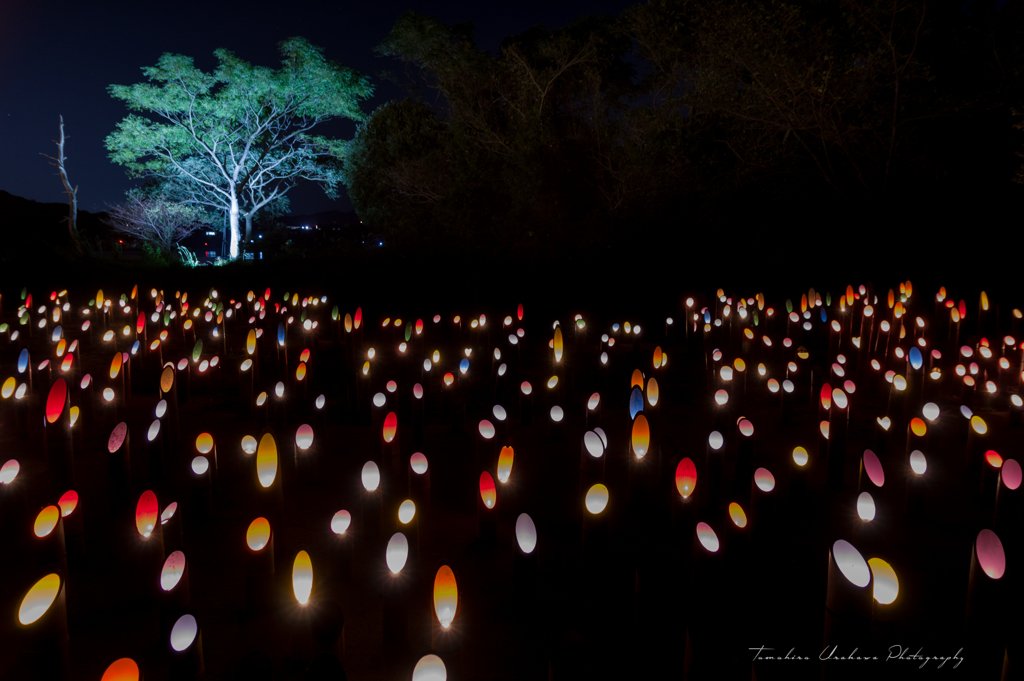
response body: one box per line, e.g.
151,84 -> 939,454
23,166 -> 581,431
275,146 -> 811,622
106,37 -> 373,259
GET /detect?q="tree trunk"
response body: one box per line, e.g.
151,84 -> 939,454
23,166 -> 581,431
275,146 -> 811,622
229,193 -> 240,259
245,213 -> 253,254
222,211 -> 228,258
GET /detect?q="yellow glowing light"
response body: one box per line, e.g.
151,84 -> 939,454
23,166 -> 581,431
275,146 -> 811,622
195,433 -> 214,454
585,484 -> 609,514
971,415 -> 987,435
247,517 -> 271,551
241,435 -> 257,454
433,566 -> 458,628
868,558 -> 899,605
729,502 -> 748,528
631,414 -> 650,459
256,433 -> 278,488
292,550 -> 313,605
18,573 -> 61,625
793,446 -> 809,467
34,505 -> 60,537
497,446 -> 514,483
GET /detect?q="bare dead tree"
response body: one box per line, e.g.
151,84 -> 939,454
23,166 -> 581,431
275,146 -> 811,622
40,116 -> 84,253
101,194 -> 206,253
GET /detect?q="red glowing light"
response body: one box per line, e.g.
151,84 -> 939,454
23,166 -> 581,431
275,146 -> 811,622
383,412 -> 398,443
136,490 -> 159,538
479,471 -> 496,509
58,490 -> 79,517
675,457 -> 696,498
45,378 -> 67,424
985,451 -> 1003,468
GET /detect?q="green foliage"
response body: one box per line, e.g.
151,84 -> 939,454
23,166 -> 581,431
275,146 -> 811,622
176,244 -> 200,267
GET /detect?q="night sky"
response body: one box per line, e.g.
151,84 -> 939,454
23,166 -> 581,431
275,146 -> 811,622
0,0 -> 632,215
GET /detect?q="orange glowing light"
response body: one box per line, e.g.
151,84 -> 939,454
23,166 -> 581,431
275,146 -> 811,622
646,377 -> 659,407
257,433 -> 278,488
433,566 -> 458,628
630,369 -> 643,389
497,446 -> 514,483
195,433 -> 214,454
18,573 -> 61,625
34,505 -> 60,537
101,658 -> 140,681
247,517 -> 271,551
631,414 -> 650,459
554,327 -> 563,362
246,330 -> 256,355
443,372 -> 454,386
383,412 -> 398,443
909,418 -> 927,437
136,490 -> 159,538
985,451 -> 1003,468
295,362 -> 307,381
292,550 -> 313,605
479,471 -> 496,509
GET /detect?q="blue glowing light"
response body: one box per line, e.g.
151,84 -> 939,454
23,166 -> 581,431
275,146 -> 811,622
909,347 -> 923,370
629,386 -> 644,420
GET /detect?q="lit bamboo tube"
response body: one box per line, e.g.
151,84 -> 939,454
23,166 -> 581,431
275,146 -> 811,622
823,539 -> 872,661
412,382 -> 425,445
32,505 -> 67,579
867,556 -> 902,639
43,377 -> 74,494
431,564 -> 462,653
994,458 -> 1022,535
627,413 -> 653,506
580,431 -> 605,495
905,417 -> 928,467
16,571 -> 70,680
684,521 -> 725,680
548,404 -> 565,441
146,417 -> 167,484
965,529 -> 1007,677
409,452 -> 431,518
582,483 -> 610,558
702,431 -> 725,513
965,415 -> 989,488
491,404 -> 509,448
397,499 -> 420,577
158,550 -> 190,639
100,657 -> 142,681
733,418 -> 754,496
382,532 -> 411,650
360,461 -> 383,541
159,364 -> 180,443
168,612 -> 204,680
826,388 -> 849,489
161,502 -> 184,555
239,358 -> 254,417
477,471 -> 498,542
134,491 -> 164,600
512,513 -> 539,616
519,380 -> 533,426
189,455 -> 213,520
750,467 -> 776,549
873,414 -> 893,462
245,517 -> 274,613
107,422 -> 131,518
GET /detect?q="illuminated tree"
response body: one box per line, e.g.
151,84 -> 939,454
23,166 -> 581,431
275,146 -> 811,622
106,37 -> 373,259
101,193 -> 207,253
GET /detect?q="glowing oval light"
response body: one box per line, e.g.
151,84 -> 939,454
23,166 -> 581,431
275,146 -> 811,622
909,450 -> 927,475
34,505 -> 60,537
293,424 -> 314,451
708,431 -> 724,450
398,500 -> 416,525
157,503 -> 176,527
585,483 -> 609,514
0,459 -> 19,484
696,522 -> 720,552
372,393 -> 386,409
434,566 -> 458,628
793,446 -> 809,467
833,539 -> 871,587
909,418 -> 927,437
361,461 -> 380,492
18,573 -> 61,625
443,373 -> 454,386
101,658 -> 140,681
479,471 -> 496,509
754,467 -> 775,492
667,458 -> 696,499
1001,459 -> 1022,490
241,435 -> 257,455
45,378 -> 68,424
986,450 -> 1003,468
247,517 -> 271,551
410,453 -> 428,475
509,514 -> 538,557
497,446 -> 514,482
386,533 -> 409,574
170,614 -> 198,652
161,551 -> 186,591
976,529 -> 1006,579
136,490 -> 158,538
631,414 -> 650,458
256,433 -> 278,488
326,510 -> 351,536
857,492 -> 876,521
868,558 -> 899,605
646,378 -> 659,407
588,393 -> 600,411
316,394 -> 326,409
1,377 -> 15,399
767,379 -> 779,393
478,419 -> 495,439
584,432 -> 603,459
729,502 -> 748,528
550,406 -> 564,422
292,551 -> 313,605
191,456 -> 209,475
923,402 -> 940,421
831,389 -> 848,410
738,419 -> 754,437
862,450 -> 885,487
195,432 -> 214,455
971,415 -> 988,435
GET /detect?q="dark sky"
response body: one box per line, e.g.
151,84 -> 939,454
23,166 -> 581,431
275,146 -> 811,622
0,0 -> 634,216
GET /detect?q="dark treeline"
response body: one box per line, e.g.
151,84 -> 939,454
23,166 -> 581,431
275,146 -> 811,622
342,0 -> 1024,267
